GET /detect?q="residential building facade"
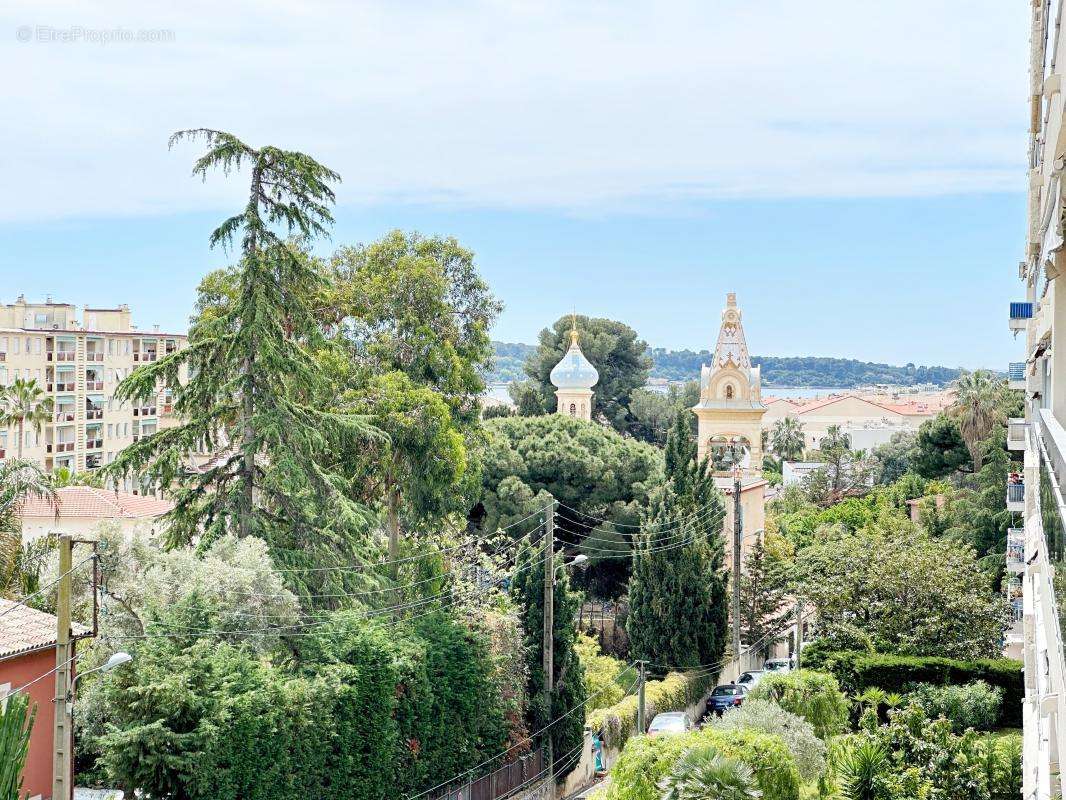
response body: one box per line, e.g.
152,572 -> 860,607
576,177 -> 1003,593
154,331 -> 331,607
1011,2 -> 1066,797
0,297 -> 186,482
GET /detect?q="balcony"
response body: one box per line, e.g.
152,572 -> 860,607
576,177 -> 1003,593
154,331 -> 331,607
85,438 -> 103,450
46,351 -> 76,362
0,448 -> 5,459
1007,480 -> 1025,512
85,380 -> 104,391
53,411 -> 75,423
133,352 -> 158,362
46,442 -> 76,453
1008,418 -> 1028,451
1007,527 -> 1025,573
46,382 -> 76,392
1009,302 -> 1034,332
133,406 -> 157,418
85,408 -> 103,420
86,352 -> 105,362
1009,362 -> 1026,391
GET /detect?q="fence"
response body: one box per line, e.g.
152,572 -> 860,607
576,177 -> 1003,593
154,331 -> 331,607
429,749 -> 545,800
579,601 -> 628,657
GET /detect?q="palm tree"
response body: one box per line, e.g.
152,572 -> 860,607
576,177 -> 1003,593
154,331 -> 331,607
837,740 -> 888,800
0,379 -> 54,459
0,459 -> 56,599
951,370 -> 1005,471
659,744 -> 762,800
771,417 -> 805,461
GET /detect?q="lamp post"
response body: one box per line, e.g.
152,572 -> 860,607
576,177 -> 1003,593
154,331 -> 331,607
65,651 -> 133,800
729,438 -> 743,669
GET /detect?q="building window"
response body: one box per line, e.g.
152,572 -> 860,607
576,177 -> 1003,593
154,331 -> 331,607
725,385 -> 735,399
569,403 -> 577,416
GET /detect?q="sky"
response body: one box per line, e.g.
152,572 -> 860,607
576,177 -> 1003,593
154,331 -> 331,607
0,0 -> 1031,369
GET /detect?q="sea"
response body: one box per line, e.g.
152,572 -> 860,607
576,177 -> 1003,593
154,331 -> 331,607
484,382 -> 841,403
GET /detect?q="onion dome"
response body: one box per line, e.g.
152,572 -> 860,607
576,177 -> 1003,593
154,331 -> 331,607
550,328 -> 599,390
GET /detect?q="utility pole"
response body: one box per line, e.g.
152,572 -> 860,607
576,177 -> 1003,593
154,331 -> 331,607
794,596 -> 803,672
732,455 -> 742,668
542,503 -> 555,782
52,534 -> 73,800
636,661 -> 647,734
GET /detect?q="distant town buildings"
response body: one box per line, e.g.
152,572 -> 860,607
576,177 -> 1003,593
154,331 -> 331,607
0,296 -> 187,484
762,392 -> 947,451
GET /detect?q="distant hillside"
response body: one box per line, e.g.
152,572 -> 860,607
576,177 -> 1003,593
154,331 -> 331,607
489,341 -> 963,388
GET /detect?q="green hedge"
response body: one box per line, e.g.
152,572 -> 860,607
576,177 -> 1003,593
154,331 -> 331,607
587,670 -> 712,751
805,650 -> 1023,727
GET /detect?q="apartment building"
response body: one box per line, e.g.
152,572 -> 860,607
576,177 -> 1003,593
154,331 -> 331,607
1010,3 -> 1066,798
0,296 -> 186,479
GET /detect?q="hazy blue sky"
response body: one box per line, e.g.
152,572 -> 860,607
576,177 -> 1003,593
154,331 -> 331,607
1,1 -> 1030,368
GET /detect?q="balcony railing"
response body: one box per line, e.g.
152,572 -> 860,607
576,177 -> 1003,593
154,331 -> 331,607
85,408 -> 103,420
46,442 -> 75,453
133,407 -> 157,417
86,352 -> 104,362
53,412 -> 75,423
1008,480 -> 1025,509
85,380 -> 104,391
46,382 -> 76,392
85,438 -> 103,450
133,352 -> 158,362
1008,418 -> 1028,451
1007,527 -> 1025,572
46,351 -> 77,362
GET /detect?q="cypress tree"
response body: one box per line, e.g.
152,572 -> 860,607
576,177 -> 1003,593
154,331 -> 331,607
511,533 -> 586,779
628,409 -> 728,669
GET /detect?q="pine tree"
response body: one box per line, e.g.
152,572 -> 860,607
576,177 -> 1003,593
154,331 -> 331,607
512,532 -> 586,780
628,410 -> 728,669
106,130 -> 380,578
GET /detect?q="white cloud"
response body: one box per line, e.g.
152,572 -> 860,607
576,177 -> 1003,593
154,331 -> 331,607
0,0 -> 1028,221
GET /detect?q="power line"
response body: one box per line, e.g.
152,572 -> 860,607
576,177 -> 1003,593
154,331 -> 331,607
0,554 -> 96,620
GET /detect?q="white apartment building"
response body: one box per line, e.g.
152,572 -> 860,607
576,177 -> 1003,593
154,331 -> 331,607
0,296 -> 186,479
1010,3 -> 1066,798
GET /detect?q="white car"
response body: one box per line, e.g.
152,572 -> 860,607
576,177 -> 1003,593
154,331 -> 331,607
647,711 -> 692,736
737,670 -> 764,688
763,658 -> 793,674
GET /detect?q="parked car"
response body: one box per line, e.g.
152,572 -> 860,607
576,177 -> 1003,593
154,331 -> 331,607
705,683 -> 747,716
763,658 -> 793,674
647,711 -> 692,736
737,670 -> 764,688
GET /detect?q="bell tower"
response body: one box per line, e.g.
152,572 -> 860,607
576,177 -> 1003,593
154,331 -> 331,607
692,293 -> 767,475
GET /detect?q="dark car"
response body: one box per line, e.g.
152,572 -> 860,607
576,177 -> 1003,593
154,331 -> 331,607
706,683 -> 747,716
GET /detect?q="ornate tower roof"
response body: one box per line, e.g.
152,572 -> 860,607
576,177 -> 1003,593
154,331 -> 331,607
713,292 -> 751,370
550,324 -> 599,390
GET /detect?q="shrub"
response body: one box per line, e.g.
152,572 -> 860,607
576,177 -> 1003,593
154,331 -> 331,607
907,680 -> 1002,732
696,727 -> 801,800
588,670 -> 711,751
576,634 -> 635,712
602,727 -> 800,800
804,649 -> 1023,727
658,743 -> 760,800
707,698 -> 826,781
747,670 -> 849,739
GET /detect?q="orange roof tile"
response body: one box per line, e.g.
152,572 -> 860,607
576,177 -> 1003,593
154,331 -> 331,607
19,487 -> 173,520
0,599 -> 89,660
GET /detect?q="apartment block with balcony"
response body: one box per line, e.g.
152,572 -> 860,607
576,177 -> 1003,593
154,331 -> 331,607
1010,2 -> 1066,797
0,296 -> 187,484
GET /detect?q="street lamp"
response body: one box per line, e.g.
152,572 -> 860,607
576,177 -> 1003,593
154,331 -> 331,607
66,651 -> 133,715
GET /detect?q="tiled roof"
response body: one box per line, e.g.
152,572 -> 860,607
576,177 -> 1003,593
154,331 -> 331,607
19,487 -> 173,520
0,599 -> 89,660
